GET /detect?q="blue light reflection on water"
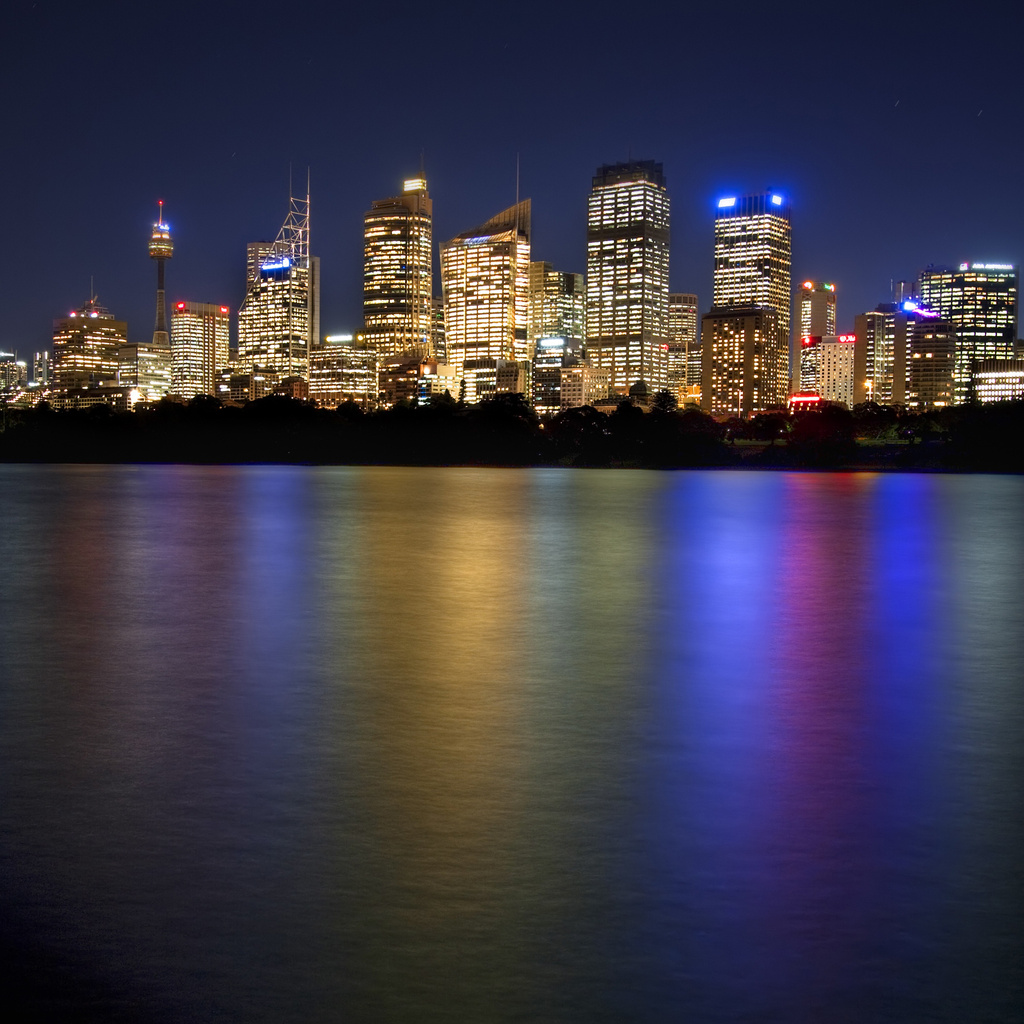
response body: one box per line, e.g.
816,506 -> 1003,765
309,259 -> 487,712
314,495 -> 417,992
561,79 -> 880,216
620,472 -> 788,1020
1,466 -> 1022,1022
618,472 -> 1023,1023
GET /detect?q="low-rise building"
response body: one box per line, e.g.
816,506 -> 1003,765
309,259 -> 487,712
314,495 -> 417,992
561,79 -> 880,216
560,361 -> 610,410
307,340 -> 377,410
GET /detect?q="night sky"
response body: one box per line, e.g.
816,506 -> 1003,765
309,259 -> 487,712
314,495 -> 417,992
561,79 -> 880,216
3,0 -> 1021,356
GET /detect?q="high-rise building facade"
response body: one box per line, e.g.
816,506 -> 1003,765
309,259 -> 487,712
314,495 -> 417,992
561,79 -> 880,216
363,177 -> 433,363
798,335 -> 821,393
714,192 -> 791,329
441,200 -> 531,403
586,161 -> 670,394
33,351 -> 50,385
0,353 -> 28,392
701,305 -> 780,417
430,296 -> 446,363
795,281 -> 837,338
528,262 -> 586,347
916,263 -> 1018,402
854,304 -> 908,406
308,336 -> 378,410
532,337 -> 572,415
793,281 -> 836,390
667,293 -> 700,401
51,298 -> 126,391
238,188 -> 320,381
906,318 -> 956,411
117,339 -> 173,402
819,334 -> 856,408
705,191 -> 791,413
528,262 -> 585,414
171,302 -> 230,399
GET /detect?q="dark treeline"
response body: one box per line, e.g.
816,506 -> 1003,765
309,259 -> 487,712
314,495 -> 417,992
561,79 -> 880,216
2,392 -> 1024,471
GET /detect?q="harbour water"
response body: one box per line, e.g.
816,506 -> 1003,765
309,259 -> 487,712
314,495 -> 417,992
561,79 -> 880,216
1,465 -> 1022,1022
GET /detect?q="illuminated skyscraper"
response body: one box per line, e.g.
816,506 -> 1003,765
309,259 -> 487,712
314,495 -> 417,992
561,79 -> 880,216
916,263 -> 1018,402
441,200 -> 530,403
701,306 -> 780,417
714,192 -> 792,326
705,191 -> 791,412
33,351 -> 50,385
527,262 -> 585,346
667,293 -> 699,401
308,336 -> 378,410
171,302 -> 230,399
0,353 -> 27,392
246,242 -> 276,292
793,281 -> 836,390
586,161 -> 670,394
528,262 -> 585,414
430,296 -> 446,363
51,297 -> 125,390
798,335 -> 821,393
906,318 -> 956,411
795,281 -> 836,337
363,177 -> 433,363
238,186 -> 320,380
116,339 -> 172,401
854,304 -> 909,406
819,334 -> 856,408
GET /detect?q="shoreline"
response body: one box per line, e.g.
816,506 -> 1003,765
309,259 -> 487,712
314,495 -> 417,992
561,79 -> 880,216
3,396 -> 1023,474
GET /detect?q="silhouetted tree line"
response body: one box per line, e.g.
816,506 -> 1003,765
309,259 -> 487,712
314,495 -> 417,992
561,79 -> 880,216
3,392 -> 1024,471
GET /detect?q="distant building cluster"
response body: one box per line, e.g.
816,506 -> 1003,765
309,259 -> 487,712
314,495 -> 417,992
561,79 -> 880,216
3,167 -> 1020,418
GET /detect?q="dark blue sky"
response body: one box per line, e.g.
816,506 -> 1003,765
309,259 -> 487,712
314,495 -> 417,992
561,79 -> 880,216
3,0 -> 1020,355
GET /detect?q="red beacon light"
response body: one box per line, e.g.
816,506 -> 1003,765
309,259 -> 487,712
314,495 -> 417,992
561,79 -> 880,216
788,392 -> 822,411
220,307 -> 229,314
176,302 -> 186,309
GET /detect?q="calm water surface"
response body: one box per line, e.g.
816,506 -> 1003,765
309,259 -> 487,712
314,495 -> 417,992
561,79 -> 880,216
1,466 -> 1022,1022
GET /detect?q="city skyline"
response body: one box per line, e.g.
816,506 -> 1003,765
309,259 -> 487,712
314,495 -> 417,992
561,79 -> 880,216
14,164 -> 1019,358
3,0 -> 1020,357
